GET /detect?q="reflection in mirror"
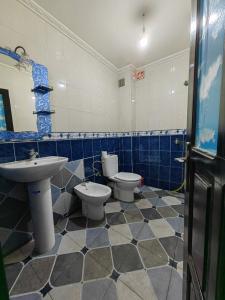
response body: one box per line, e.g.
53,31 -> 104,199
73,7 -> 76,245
0,51 -> 37,132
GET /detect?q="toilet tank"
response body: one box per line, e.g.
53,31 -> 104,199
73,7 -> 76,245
102,155 -> 118,178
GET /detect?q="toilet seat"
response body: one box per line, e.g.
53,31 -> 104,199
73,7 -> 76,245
111,172 -> 141,182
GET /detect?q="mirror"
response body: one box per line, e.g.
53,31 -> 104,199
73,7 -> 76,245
0,48 -> 37,132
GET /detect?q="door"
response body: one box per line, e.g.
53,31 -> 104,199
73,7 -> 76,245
184,0 -> 225,299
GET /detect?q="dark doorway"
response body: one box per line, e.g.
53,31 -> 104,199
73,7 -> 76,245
0,88 -> 14,131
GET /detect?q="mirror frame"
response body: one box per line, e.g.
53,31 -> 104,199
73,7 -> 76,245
0,47 -> 52,141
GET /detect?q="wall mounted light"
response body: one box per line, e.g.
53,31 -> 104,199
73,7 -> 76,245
58,81 -> 66,89
14,46 -> 31,70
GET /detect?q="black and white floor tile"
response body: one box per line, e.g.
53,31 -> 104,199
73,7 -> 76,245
5,186 -> 184,300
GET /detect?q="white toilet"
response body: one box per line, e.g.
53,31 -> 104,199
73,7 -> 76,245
74,182 -> 111,220
102,152 -> 141,202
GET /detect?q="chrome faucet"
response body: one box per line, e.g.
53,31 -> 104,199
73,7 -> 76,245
28,149 -> 39,160
81,179 -> 88,190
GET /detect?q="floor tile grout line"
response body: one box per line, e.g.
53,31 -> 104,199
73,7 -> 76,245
8,261 -> 25,295
83,245 -> 113,282
50,252 -> 84,288
11,255 -> 56,297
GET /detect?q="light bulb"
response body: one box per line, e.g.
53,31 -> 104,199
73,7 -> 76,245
139,35 -> 148,48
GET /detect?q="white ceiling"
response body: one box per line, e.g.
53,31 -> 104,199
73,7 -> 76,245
34,0 -> 191,68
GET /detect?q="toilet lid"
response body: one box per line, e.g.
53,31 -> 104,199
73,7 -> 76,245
114,172 -> 141,182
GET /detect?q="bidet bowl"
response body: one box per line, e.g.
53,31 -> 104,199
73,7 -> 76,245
74,182 -> 111,220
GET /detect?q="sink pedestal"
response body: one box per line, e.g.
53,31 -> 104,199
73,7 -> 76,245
28,178 -> 55,254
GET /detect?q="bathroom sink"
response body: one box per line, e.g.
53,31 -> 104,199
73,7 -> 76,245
0,156 -> 68,254
0,156 -> 68,182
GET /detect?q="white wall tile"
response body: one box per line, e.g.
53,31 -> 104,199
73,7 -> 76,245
0,0 -> 120,132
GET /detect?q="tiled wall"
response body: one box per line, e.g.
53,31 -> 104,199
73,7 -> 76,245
0,130 -> 185,256
133,133 -> 185,190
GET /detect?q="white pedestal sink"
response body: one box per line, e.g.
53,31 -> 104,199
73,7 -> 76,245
0,156 -> 68,254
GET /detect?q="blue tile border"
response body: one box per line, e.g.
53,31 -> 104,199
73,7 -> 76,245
0,129 -> 186,191
0,129 -> 186,142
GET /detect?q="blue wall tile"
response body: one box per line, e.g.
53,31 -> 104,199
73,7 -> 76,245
139,136 -> 149,151
122,137 -> 132,150
39,141 -> 57,157
123,164 -> 133,172
84,157 -> 94,177
14,142 -> 38,161
149,178 -> 159,188
71,140 -> 83,160
100,138 -> 108,151
149,150 -> 160,164
83,139 -> 93,158
133,150 -> 139,163
149,164 -> 159,179
160,136 -> 171,151
159,166 -> 170,181
108,138 -> 116,152
0,143 -> 15,163
95,175 -> 107,185
93,138 -> 101,156
132,136 -> 139,150
159,181 -> 170,190
123,151 -> 132,165
56,140 -> 72,161
114,138 -> 120,151
170,167 -> 183,183
139,151 -> 150,164
133,163 -> 145,177
149,136 -> 159,150
118,151 -> 124,166
160,151 -> 171,166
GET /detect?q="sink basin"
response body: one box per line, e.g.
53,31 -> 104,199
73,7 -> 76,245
0,156 -> 68,254
0,156 -> 68,182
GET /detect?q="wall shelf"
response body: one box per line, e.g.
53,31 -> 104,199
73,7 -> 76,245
33,110 -> 55,115
31,85 -> 53,94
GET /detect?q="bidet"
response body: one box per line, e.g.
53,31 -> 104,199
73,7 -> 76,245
74,182 -> 111,220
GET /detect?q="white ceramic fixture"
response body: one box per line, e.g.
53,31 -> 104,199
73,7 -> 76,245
74,182 -> 111,220
0,156 -> 68,254
102,152 -> 141,202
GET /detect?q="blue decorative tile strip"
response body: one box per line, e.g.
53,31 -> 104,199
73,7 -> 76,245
0,47 -> 21,62
32,63 -> 52,134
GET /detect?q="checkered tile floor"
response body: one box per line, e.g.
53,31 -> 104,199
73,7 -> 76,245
5,186 -> 184,300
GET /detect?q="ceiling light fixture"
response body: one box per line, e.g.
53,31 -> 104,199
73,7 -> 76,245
139,13 -> 148,48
